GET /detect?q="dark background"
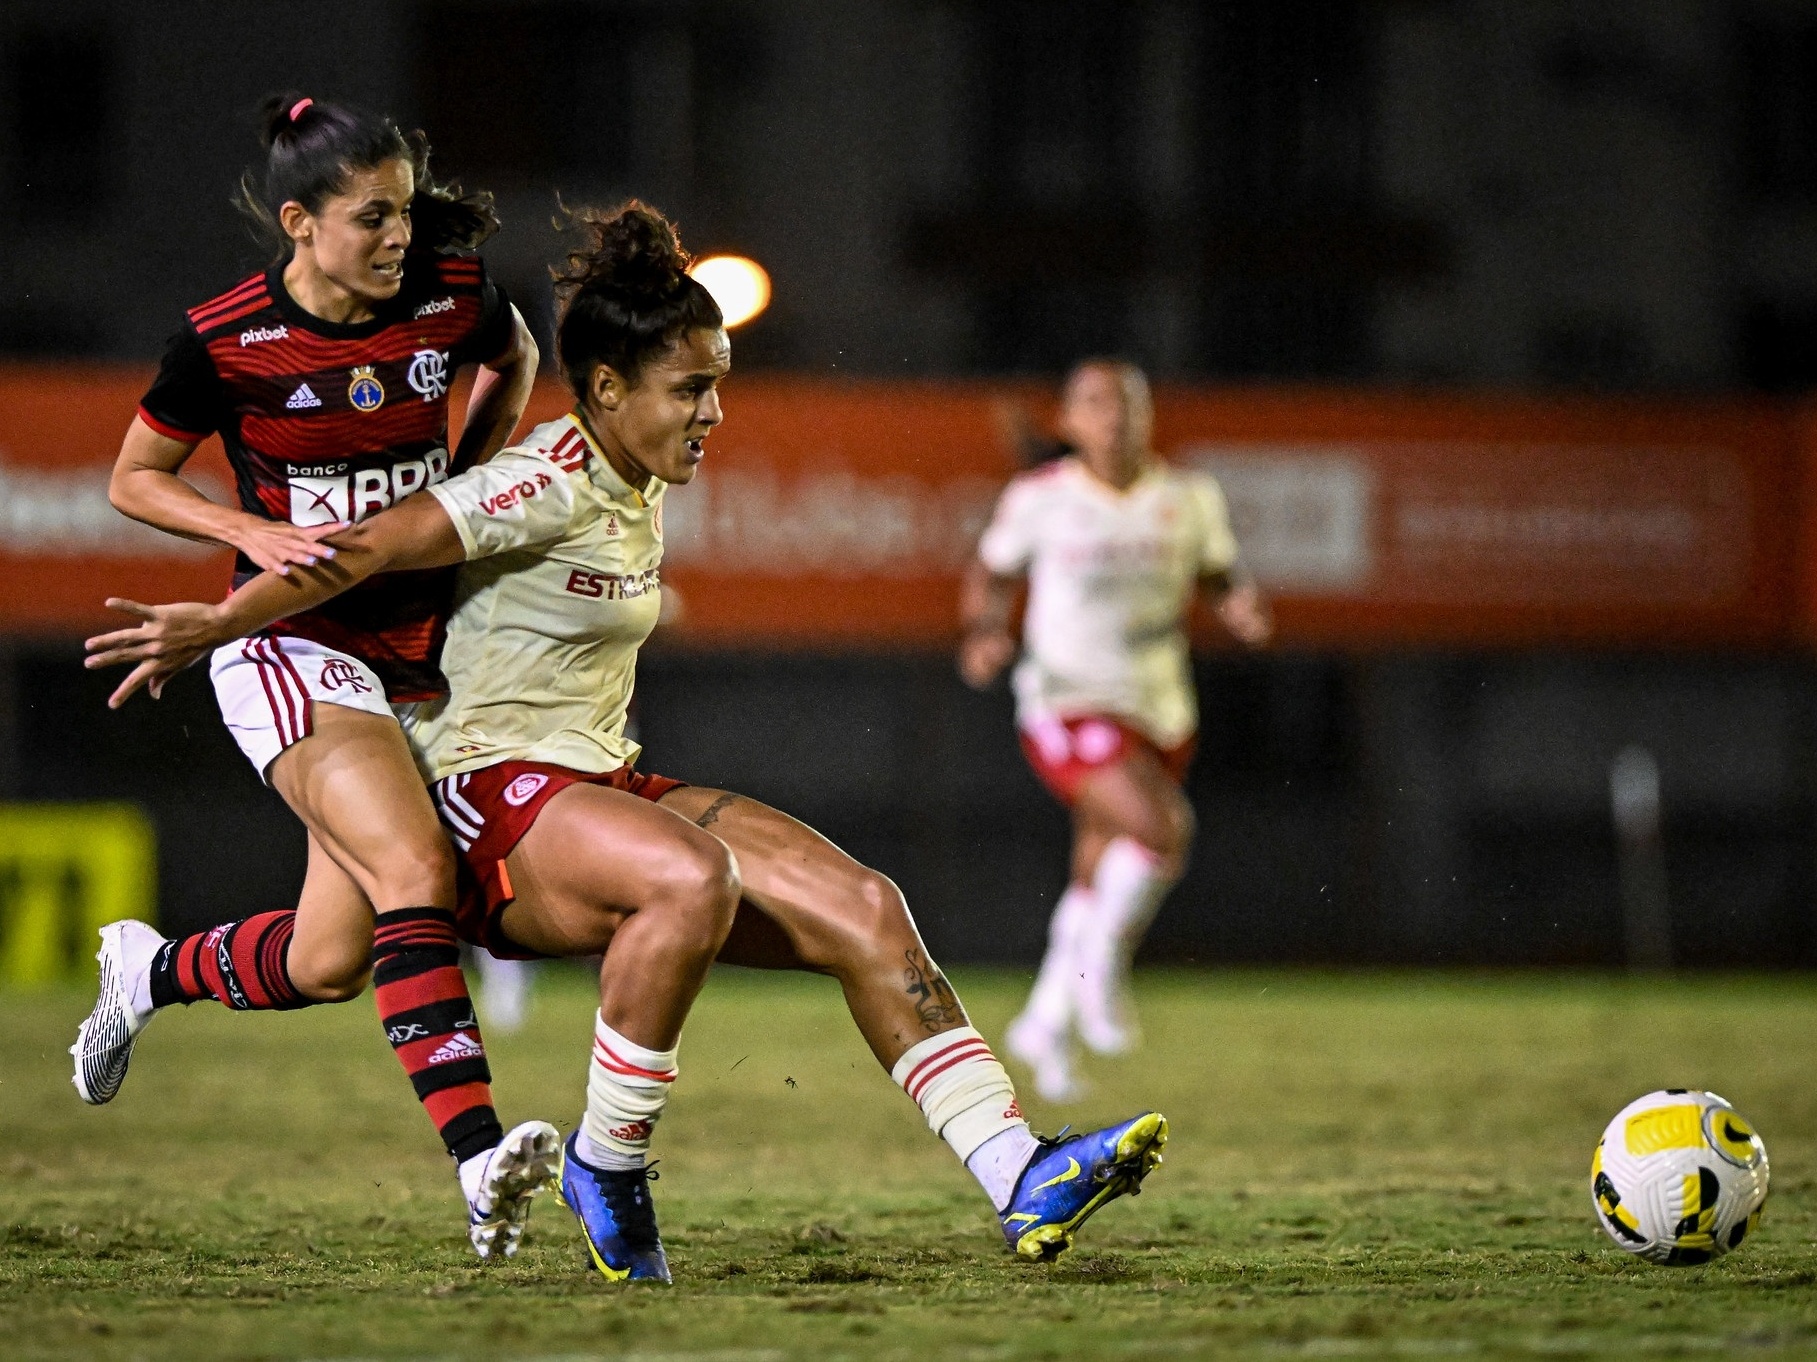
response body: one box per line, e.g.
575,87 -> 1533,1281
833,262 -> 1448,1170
4,0 -> 1816,390
3,0 -> 1817,965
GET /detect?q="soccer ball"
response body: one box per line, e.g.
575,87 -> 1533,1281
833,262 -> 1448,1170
1591,1089 -> 1769,1265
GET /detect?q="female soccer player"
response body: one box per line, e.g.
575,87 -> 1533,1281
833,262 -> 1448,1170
84,202 -> 1169,1280
959,361 -> 1273,1101
72,93 -> 560,1257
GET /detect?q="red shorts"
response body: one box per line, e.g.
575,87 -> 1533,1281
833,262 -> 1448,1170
429,759 -> 688,959
1018,714 -> 1196,807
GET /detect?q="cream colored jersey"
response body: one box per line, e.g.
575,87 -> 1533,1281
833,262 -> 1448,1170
398,414 -> 663,780
976,457 -> 1239,747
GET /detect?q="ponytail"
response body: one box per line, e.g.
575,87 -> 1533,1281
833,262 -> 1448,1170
236,92 -> 499,255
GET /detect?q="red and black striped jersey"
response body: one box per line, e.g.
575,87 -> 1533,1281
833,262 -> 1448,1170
138,252 -> 515,702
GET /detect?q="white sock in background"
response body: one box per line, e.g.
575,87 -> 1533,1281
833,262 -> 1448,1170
1077,837 -> 1175,1054
892,1026 -> 1038,1210
577,1013 -> 677,1170
474,951 -> 535,1034
1009,883 -> 1095,1043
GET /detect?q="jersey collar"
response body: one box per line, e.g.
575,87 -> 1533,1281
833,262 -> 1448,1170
568,411 -> 656,507
1067,455 -> 1159,501
265,261 -> 414,340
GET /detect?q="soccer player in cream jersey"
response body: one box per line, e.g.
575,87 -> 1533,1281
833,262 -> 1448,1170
85,202 -> 1169,1279
960,360 -> 1272,1102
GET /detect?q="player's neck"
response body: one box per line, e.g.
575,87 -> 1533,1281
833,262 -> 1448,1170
575,408 -> 657,495
1076,449 -> 1151,493
281,254 -> 379,326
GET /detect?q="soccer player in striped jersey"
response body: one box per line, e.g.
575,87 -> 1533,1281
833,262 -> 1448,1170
70,94 -> 560,1258
86,202 -> 1169,1279
960,361 -> 1272,1102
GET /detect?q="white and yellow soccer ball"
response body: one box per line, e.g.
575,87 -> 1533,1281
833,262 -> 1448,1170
1591,1089 -> 1769,1265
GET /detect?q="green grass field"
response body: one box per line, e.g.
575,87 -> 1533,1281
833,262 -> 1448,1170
7,967 -> 1817,1360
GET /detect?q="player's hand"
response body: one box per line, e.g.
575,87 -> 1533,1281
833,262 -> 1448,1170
1217,582 -> 1273,647
958,628 -> 1016,689
84,598 -> 229,708
224,515 -> 345,576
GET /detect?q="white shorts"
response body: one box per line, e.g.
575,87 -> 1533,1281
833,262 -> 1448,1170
210,635 -> 396,782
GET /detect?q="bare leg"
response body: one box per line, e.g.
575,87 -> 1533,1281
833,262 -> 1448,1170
286,833 -> 375,1002
498,784 -> 741,1050
267,703 -> 455,913
1066,748 -> 1193,1053
503,783 -> 1032,1213
657,787 -> 967,1070
1070,747 -> 1194,880
270,703 -> 507,1169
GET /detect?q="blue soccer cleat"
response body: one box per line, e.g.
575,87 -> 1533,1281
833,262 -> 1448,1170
1000,1111 -> 1168,1261
559,1131 -> 671,1283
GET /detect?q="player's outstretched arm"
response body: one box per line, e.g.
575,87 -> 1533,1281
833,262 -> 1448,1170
84,492 -> 466,708
110,417 -> 345,576
957,558 -> 1021,689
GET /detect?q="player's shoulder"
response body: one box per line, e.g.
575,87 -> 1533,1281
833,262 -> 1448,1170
999,456 -> 1078,503
184,271 -> 277,341
1152,460 -> 1224,503
407,249 -> 487,298
514,416 -> 594,474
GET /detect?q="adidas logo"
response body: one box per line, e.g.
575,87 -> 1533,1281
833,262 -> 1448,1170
285,383 -> 322,410
426,1032 -> 485,1065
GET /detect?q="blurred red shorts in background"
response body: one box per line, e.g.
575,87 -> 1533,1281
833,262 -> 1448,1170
1017,714 -> 1196,807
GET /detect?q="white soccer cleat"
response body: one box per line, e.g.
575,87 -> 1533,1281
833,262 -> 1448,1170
1004,1013 -> 1088,1104
70,920 -> 165,1105
461,1119 -> 564,1260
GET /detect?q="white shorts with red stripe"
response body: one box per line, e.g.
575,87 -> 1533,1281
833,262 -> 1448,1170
210,634 -> 395,781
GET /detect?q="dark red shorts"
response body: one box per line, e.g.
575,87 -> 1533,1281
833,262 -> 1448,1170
1018,714 -> 1196,807
429,759 -> 688,959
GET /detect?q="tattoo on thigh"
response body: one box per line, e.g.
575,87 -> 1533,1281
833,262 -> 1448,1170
902,949 -> 962,1031
694,793 -> 739,829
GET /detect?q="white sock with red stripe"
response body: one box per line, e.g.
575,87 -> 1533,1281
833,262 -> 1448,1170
1013,883 -> 1095,1040
577,1013 -> 677,1170
891,1026 -> 1038,1210
1091,836 -> 1172,944
1076,837 -> 1173,1053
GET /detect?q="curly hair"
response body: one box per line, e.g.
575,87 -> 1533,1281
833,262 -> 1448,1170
552,199 -> 724,393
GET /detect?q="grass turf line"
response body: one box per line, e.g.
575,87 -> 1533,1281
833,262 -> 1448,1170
4,967 -> 1817,1359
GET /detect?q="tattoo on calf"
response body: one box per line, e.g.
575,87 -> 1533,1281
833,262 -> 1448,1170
694,793 -> 738,829
902,949 -> 962,1031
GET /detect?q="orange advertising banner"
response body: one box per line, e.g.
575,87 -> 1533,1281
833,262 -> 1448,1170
0,363 -> 1809,648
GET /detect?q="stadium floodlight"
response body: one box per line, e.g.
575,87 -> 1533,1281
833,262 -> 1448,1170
689,255 -> 771,328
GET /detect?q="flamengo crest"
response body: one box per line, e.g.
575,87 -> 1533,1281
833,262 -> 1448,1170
407,349 -> 448,402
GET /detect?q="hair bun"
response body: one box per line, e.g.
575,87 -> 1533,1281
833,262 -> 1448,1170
257,91 -> 316,149
555,200 -> 692,304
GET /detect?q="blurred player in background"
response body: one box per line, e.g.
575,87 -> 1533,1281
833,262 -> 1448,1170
71,94 -> 559,1257
86,203 -> 1171,1280
960,360 -> 1272,1100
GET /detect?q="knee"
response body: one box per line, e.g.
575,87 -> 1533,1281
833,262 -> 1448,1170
832,869 -> 917,966
375,836 -> 456,907
290,946 -> 371,1004
650,838 -> 742,948
1136,793 -> 1194,865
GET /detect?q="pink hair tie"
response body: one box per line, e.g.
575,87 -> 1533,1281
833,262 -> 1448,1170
289,97 -> 314,122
